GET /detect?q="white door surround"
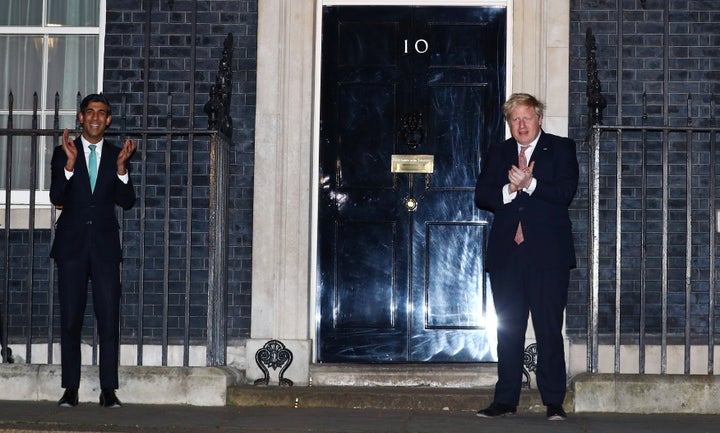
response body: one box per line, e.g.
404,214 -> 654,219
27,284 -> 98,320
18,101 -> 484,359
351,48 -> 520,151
247,0 -> 569,385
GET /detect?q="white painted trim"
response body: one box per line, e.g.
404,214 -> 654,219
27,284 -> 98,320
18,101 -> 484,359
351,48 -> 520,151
98,0 -> 107,94
256,0 -> 570,370
324,0 -> 507,6
310,1 -> 324,360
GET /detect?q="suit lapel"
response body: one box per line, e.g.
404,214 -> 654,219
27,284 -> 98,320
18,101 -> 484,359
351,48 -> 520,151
505,138 -> 519,167
73,138 -> 93,194
96,142 -> 115,192
529,131 -> 555,179
529,130 -> 551,166
74,138 -> 117,194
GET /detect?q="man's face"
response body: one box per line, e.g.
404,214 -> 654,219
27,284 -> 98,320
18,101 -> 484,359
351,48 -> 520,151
507,104 -> 542,145
78,101 -> 111,144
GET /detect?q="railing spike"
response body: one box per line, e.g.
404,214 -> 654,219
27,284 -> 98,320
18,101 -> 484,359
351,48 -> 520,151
586,28 -> 607,127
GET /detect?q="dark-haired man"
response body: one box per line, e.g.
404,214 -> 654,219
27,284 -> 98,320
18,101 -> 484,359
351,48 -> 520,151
51,93 -> 136,408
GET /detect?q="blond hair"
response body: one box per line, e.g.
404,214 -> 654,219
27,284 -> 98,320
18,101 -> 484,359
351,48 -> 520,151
503,93 -> 545,121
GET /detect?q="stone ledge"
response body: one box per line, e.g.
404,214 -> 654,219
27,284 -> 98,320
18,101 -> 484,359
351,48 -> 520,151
573,372 -> 720,414
309,363 -> 499,388
228,384 -> 562,412
0,364 -> 242,406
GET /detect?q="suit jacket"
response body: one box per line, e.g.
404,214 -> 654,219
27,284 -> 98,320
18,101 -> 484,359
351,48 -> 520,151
474,131 -> 578,271
50,137 -> 135,262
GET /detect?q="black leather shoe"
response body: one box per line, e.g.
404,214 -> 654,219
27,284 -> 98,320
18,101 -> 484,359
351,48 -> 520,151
99,389 -> 122,408
58,388 -> 78,407
546,404 -> 567,421
476,401 -> 517,418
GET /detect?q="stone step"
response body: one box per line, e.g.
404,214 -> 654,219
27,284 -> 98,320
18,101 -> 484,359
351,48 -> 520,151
232,363 -> 574,412
227,385 -> 574,413
308,363 -> 500,388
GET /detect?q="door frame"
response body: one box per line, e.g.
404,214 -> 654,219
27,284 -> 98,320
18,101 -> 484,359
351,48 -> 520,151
310,0 -> 514,361
248,0 -> 571,384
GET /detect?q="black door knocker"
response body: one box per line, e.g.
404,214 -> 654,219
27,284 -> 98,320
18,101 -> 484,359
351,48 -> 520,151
400,112 -> 424,150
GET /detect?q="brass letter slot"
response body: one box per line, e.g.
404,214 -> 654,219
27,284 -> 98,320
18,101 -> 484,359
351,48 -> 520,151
390,154 -> 434,174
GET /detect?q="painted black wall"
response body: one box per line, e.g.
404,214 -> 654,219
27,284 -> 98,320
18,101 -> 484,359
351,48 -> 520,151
8,0 -> 720,358
101,0 -> 257,345
3,0 -> 257,355
567,0 -> 720,341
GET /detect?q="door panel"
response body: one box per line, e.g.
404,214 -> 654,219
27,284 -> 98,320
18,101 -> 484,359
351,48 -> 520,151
337,83 -> 397,189
318,7 -> 410,362
427,85 -> 493,189
335,221 -> 396,329
425,223 -> 486,329
318,6 -> 505,363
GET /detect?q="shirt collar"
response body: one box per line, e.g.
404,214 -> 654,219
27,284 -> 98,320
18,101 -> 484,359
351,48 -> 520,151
80,135 -> 104,152
518,130 -> 542,151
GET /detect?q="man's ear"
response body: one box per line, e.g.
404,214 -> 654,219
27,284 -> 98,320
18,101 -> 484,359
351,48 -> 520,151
106,114 -> 113,126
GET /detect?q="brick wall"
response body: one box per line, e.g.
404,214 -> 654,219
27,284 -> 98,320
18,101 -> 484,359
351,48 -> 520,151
568,0 -> 720,340
10,0 -> 720,360
101,0 -> 256,344
2,0 -> 254,358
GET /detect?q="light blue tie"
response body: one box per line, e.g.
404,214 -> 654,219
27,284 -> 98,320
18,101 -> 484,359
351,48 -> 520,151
88,144 -> 97,192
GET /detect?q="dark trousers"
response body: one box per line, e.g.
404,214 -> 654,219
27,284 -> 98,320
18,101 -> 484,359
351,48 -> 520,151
489,261 -> 569,406
57,255 -> 121,390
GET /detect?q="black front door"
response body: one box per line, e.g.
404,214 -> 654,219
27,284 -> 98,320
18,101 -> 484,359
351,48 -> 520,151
317,6 -> 506,363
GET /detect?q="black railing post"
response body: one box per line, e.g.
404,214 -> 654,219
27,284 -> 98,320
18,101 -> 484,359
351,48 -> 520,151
1,92 -> 14,364
204,33 -> 234,139
585,28 -> 605,374
710,95 -> 717,374
48,92 -> 60,364
206,32 -> 234,367
586,29 -> 606,128
2,92 -> 14,364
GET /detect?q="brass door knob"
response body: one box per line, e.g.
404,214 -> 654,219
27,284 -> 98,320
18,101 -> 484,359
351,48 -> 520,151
405,197 -> 418,212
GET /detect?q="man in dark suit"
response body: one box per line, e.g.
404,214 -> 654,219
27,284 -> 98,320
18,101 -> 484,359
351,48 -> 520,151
50,93 -> 136,408
474,93 -> 578,421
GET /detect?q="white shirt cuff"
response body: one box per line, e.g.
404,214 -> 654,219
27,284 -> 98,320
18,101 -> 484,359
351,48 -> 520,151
502,184 -> 517,204
524,178 -> 537,195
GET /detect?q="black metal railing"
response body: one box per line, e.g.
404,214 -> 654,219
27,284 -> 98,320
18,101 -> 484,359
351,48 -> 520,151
0,32 -> 234,368
586,28 -> 720,375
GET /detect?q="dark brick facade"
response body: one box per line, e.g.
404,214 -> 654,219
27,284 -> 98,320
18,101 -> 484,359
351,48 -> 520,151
101,0 -> 256,345
4,1 -> 255,352
568,0 -> 720,341
2,0 -> 256,357
5,0 -> 719,360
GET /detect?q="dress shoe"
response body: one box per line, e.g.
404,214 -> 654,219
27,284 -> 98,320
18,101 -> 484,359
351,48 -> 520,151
476,401 -> 517,418
58,388 -> 78,407
546,404 -> 567,421
99,389 -> 122,408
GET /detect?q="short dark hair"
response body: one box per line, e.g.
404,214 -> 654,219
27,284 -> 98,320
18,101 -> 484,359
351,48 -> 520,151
79,93 -> 112,116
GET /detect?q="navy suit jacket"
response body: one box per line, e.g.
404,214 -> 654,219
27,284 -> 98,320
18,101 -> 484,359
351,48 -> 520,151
50,137 -> 135,262
474,131 -> 578,271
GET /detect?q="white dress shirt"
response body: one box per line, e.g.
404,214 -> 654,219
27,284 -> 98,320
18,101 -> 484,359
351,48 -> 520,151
64,136 -> 129,184
502,132 -> 541,204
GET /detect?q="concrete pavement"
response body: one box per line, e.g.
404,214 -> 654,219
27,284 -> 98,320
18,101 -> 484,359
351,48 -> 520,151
5,364 -> 720,414
0,400 -> 719,433
2,364 -> 720,432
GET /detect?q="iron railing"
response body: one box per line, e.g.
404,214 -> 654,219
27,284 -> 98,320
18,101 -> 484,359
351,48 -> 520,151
586,28 -> 720,375
0,33 -> 234,368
